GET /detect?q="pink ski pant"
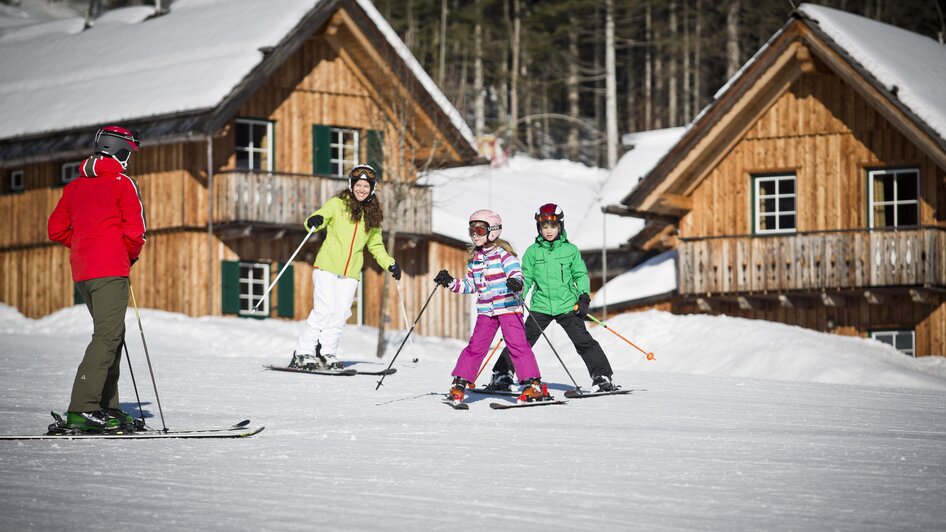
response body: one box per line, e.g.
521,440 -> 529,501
451,313 -> 541,383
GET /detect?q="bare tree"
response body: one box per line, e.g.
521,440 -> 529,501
605,0 -> 618,168
726,0 -> 741,79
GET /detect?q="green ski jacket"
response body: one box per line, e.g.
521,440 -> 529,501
304,196 -> 394,280
521,229 -> 591,315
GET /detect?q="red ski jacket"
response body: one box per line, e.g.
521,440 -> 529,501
48,156 -> 147,282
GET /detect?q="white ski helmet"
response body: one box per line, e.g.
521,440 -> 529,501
348,164 -> 377,198
469,209 -> 502,241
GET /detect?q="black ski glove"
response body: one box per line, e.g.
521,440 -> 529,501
305,214 -> 323,231
575,293 -> 591,319
388,263 -> 402,281
506,277 -> 523,293
434,269 -> 454,287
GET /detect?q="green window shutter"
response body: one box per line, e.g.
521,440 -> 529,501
221,261 -> 241,314
73,285 -> 84,305
366,129 -> 384,181
277,262 -> 295,318
313,125 -> 331,175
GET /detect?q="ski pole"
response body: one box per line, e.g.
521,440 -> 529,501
129,281 -> 168,432
586,313 -> 656,361
394,279 -> 416,360
470,337 -> 504,387
121,340 -> 146,426
375,283 -> 441,390
513,293 -> 583,392
253,227 -> 316,312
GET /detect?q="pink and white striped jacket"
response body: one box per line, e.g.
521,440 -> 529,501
448,245 -> 523,316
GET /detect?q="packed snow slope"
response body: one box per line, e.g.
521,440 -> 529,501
1,303 -> 946,531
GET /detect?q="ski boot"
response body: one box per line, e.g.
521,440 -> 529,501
483,370 -> 516,392
104,407 -> 146,432
592,375 -> 620,392
448,377 -> 467,404
517,378 -> 551,404
317,354 -> 344,371
65,410 -> 121,432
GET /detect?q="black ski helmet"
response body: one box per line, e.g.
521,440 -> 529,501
94,125 -> 140,169
348,164 -> 377,199
535,203 -> 564,235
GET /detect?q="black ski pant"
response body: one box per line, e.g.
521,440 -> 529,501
493,310 -> 613,380
69,276 -> 127,413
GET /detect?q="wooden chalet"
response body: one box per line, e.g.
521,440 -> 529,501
0,0 -> 478,340
607,5 -> 946,356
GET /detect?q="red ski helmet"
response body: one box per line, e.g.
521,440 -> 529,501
534,203 -> 564,234
94,125 -> 140,168
469,209 -> 502,241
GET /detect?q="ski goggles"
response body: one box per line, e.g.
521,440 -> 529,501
535,213 -> 561,223
350,167 -> 376,180
469,225 -> 489,237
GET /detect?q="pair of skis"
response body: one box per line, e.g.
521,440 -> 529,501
0,414 -> 265,441
264,362 -> 396,377
444,386 -> 632,410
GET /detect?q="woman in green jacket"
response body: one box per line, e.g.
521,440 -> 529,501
290,165 -> 401,370
486,203 -> 618,392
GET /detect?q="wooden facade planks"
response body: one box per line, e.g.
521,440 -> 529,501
678,229 -> 946,295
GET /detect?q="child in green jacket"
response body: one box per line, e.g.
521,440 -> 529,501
486,203 -> 618,392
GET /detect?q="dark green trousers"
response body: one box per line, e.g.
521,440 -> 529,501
69,277 -> 128,412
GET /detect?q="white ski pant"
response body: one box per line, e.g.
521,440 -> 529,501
294,268 -> 359,356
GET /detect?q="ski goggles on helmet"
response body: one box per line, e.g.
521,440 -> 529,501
350,166 -> 376,180
535,213 -> 561,224
469,225 -> 489,237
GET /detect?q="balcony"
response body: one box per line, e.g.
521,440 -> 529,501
677,227 -> 946,296
212,171 -> 432,235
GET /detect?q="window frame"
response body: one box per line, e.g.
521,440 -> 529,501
9,169 -> 24,193
60,162 -> 81,186
329,127 -> 360,177
235,118 -> 275,173
869,329 -> 915,357
238,261 -> 271,316
752,173 -> 797,235
868,167 -> 920,229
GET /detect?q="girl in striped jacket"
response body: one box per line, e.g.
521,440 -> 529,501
433,209 -> 551,405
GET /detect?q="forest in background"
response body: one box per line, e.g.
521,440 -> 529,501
5,0 -> 945,167
371,0 -> 944,167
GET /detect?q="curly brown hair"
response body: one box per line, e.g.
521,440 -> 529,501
337,189 -> 384,230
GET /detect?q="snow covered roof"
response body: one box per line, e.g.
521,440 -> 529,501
572,127 -> 685,250
798,3 -> 946,145
0,0 -> 473,151
420,156 -> 611,254
589,249 -> 677,308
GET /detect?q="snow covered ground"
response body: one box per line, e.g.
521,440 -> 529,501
2,302 -> 946,530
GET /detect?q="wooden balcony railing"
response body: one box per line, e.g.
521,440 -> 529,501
212,171 -> 432,235
677,227 -> 946,295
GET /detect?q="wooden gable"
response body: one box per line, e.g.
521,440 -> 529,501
624,17 -> 946,234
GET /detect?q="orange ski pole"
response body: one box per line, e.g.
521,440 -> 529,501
469,337 -> 504,388
586,313 -> 655,361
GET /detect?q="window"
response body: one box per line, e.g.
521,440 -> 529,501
235,119 -> 274,172
753,174 -> 796,234
869,168 -> 919,228
9,169 -> 24,193
330,127 -> 359,177
870,329 -> 915,357
239,262 -> 270,315
61,162 -> 81,185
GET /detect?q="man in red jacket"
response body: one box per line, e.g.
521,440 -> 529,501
48,126 -> 147,432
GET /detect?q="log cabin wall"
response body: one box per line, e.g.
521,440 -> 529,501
681,70 -> 946,238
